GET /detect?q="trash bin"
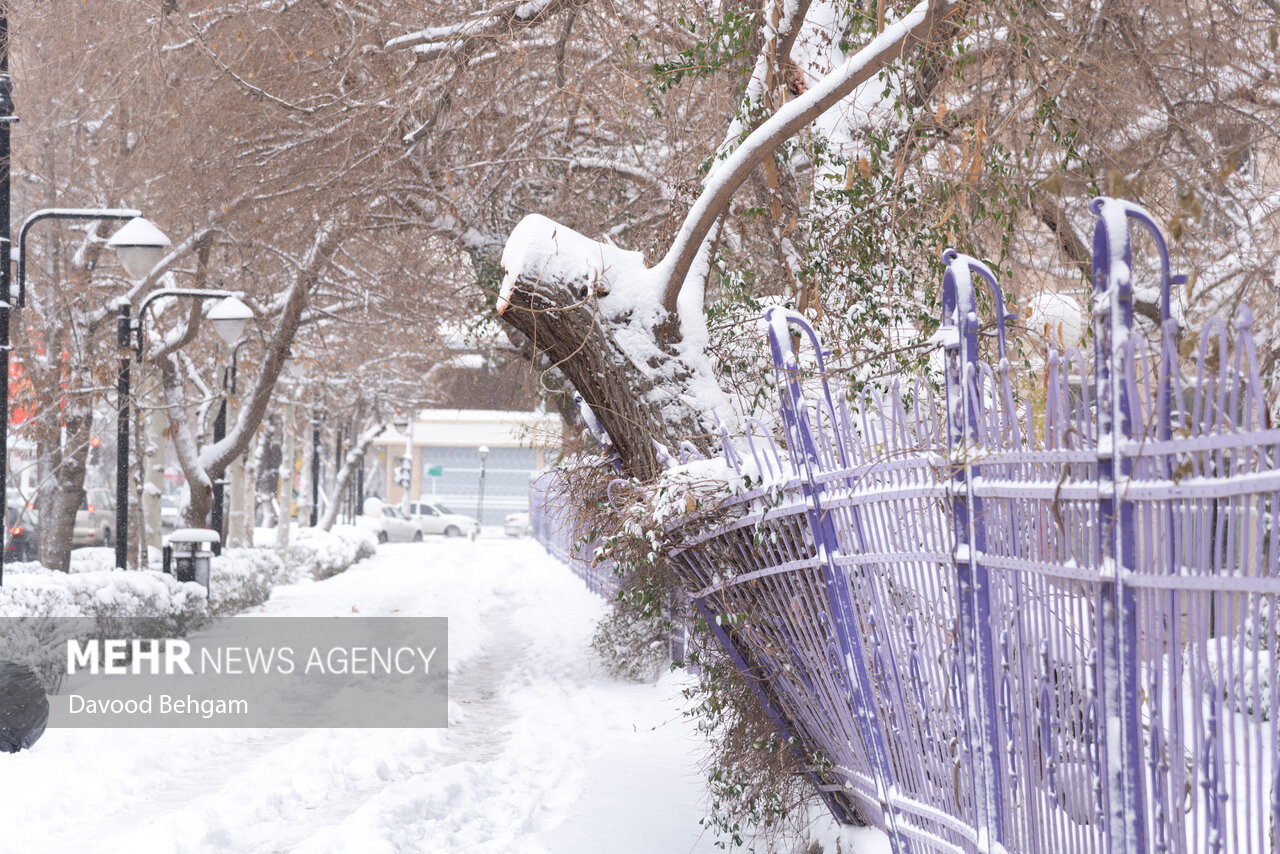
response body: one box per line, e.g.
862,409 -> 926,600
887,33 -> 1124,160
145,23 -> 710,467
163,528 -> 220,593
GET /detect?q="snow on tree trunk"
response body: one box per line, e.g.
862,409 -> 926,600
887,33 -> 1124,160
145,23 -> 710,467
496,216 -> 724,481
297,405 -> 314,529
319,423 -> 386,532
275,401 -> 296,553
142,387 -> 167,559
36,399 -> 93,573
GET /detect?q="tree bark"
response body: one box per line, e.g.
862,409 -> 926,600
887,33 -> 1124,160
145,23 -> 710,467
497,271 -> 710,481
171,224 -> 343,529
275,400 -> 296,552
319,423 -> 386,531
142,384 -> 167,561
497,2 -> 958,482
36,400 -> 92,572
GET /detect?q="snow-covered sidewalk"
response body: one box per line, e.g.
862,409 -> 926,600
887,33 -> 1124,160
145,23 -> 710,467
0,538 -> 727,853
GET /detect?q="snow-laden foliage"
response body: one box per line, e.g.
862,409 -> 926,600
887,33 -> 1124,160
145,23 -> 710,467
0,567 -> 210,691
207,548 -> 286,617
0,566 -> 207,628
281,524 -> 378,582
0,530 -> 373,692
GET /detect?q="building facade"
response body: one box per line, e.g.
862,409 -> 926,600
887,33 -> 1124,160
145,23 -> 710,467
372,409 -> 562,526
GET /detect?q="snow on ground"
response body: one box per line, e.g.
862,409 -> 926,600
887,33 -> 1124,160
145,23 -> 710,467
0,537 -> 779,854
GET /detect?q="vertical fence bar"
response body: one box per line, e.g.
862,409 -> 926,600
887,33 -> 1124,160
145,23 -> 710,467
1089,197 -> 1149,854
940,250 -> 1007,850
764,307 -> 907,848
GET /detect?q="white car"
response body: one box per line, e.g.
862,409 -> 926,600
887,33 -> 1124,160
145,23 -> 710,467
160,495 -> 182,533
504,512 -> 532,537
357,498 -> 423,543
406,500 -> 480,539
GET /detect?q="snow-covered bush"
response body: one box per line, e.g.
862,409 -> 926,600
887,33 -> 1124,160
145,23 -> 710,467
208,548 -> 285,616
0,567 -> 209,691
67,548 -> 118,574
280,524 -> 377,581
590,589 -> 673,683
63,570 -> 208,637
0,569 -> 81,617
0,567 -> 207,629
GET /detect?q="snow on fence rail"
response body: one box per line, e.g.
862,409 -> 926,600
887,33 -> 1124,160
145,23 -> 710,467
534,198 -> 1280,853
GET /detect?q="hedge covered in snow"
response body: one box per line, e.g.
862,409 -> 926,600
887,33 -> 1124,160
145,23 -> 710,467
208,548 -> 285,616
0,526 -> 376,693
0,567 -> 209,690
0,524 -> 374,627
0,564 -> 207,628
280,524 -> 378,581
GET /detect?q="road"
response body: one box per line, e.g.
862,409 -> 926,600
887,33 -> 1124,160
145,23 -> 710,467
0,537 -> 729,854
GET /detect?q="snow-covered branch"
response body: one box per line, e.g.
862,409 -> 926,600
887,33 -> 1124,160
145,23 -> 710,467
317,420 -> 387,531
199,222 -> 344,478
385,0 -> 583,56
656,0 -> 959,313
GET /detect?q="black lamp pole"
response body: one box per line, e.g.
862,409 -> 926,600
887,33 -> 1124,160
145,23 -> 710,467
210,387 -> 226,554
310,417 -> 320,527
116,287 -> 241,569
210,337 -> 247,554
115,302 -> 131,571
0,10 -> 14,586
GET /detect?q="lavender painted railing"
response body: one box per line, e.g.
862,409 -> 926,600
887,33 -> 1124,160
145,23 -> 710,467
529,470 -> 619,598
537,198 -> 1280,853
528,471 -> 691,663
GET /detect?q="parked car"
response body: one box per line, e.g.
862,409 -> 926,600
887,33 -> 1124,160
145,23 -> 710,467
504,512 -> 532,538
160,495 -> 182,534
73,488 -> 115,548
380,505 -> 424,542
6,504 -> 38,562
357,498 -> 422,544
406,500 -> 480,539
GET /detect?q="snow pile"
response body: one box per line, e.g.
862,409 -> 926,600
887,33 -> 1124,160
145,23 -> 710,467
280,524 -> 378,581
497,214 -> 651,316
207,548 -> 285,616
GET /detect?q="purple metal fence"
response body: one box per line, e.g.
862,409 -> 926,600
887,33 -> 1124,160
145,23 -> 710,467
529,470 -> 619,598
529,470 -> 692,663
657,198 -> 1280,853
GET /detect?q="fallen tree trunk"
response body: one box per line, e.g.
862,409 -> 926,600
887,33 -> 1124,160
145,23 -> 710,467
496,224 -> 714,481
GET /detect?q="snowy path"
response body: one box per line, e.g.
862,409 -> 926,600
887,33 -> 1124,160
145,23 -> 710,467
0,538 -> 730,854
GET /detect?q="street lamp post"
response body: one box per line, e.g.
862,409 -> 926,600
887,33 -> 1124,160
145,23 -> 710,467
0,11 -> 14,587
211,334 -> 251,555
16,208 -> 143,305
476,444 -> 489,527
108,217 -> 174,572
114,287 -> 252,569
0,224 -> 148,585
310,416 -> 320,527
0,201 -> 154,585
